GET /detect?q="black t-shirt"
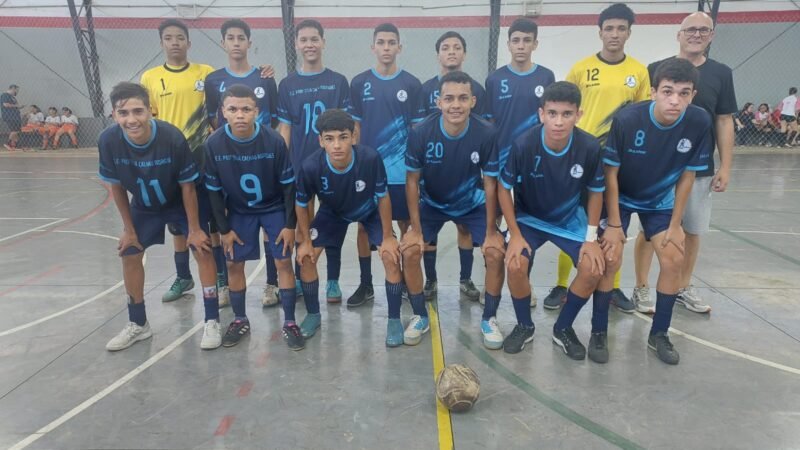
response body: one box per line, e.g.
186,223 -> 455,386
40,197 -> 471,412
648,57 -> 737,177
1,92 -> 20,123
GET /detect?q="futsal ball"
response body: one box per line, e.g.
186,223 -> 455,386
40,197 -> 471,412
435,364 -> 480,412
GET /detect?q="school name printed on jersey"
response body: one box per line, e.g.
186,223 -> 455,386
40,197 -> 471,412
287,84 -> 338,97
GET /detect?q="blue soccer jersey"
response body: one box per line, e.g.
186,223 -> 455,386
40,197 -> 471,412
603,101 -> 712,211
350,69 -> 425,185
205,67 -> 279,128
98,119 -> 199,212
204,123 -> 294,215
277,68 -> 351,167
500,124 -> 606,242
420,75 -> 487,118
485,64 -> 555,168
296,145 -> 388,223
406,113 -> 499,216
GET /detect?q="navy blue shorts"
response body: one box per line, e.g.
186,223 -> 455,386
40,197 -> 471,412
123,205 -> 211,256
421,203 -> 485,246
388,184 -> 409,221
167,185 -> 211,236
516,223 -> 583,267
4,118 -> 21,132
310,207 -> 384,249
228,210 -> 289,262
601,207 -> 672,241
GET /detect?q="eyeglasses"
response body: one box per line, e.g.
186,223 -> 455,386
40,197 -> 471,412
681,27 -> 713,37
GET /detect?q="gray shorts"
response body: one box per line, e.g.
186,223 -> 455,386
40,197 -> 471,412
681,175 -> 712,235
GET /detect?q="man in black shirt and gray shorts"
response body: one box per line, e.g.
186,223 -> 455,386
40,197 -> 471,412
632,12 -> 736,315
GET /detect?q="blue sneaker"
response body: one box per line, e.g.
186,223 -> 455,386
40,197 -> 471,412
295,279 -> 304,298
326,280 -> 342,304
300,313 -> 321,338
386,318 -> 404,347
481,317 -> 504,350
403,315 -> 430,346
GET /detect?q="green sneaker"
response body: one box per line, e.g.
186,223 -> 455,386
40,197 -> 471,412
300,312 -> 321,338
326,280 -> 342,303
162,277 -> 194,302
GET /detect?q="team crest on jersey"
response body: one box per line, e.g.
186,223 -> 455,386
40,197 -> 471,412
194,80 -> 205,92
470,152 -> 480,164
397,90 -> 408,102
254,87 -> 265,99
625,76 -> 637,88
355,180 -> 366,192
310,228 -> 319,240
570,164 -> 584,178
534,85 -> 544,97
676,138 -> 692,153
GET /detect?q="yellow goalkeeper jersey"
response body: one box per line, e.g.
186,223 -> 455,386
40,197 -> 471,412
565,53 -> 651,142
140,62 -> 214,151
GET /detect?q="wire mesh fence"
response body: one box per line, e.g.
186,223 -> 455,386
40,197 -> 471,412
1,1 -> 799,150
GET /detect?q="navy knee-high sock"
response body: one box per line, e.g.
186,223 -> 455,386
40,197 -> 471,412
423,249 -> 437,282
511,295 -> 534,327
174,250 -> 191,280
302,279 -> 320,314
202,286 -> 219,321
482,292 -> 500,320
554,289 -> 589,331
230,289 -> 246,320
651,291 -> 677,334
326,246 -> 341,281
459,247 -> 474,281
591,290 -> 612,333
212,246 -> 227,283
280,288 -> 297,324
128,297 -> 146,326
264,241 -> 278,285
359,256 -> 372,286
386,281 -> 403,319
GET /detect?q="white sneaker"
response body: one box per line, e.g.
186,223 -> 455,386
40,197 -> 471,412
481,317 -> 504,350
218,286 -> 230,308
262,284 -> 280,307
632,286 -> 655,314
530,291 -> 538,308
201,320 -> 222,349
106,321 -> 152,351
403,315 -> 430,346
676,286 -> 711,313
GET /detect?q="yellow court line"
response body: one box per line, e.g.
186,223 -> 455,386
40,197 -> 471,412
428,301 -> 454,450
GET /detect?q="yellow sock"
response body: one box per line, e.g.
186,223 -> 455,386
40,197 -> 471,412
613,268 -> 622,289
556,251 -> 572,288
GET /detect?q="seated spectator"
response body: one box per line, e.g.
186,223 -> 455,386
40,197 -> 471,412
20,105 -> 44,133
41,107 -> 61,150
734,102 -> 757,146
754,103 -> 779,147
51,107 -> 79,149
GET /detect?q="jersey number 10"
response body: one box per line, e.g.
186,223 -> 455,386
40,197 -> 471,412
303,101 -> 326,135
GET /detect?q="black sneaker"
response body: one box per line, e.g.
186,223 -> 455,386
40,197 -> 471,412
222,319 -> 251,348
346,284 -> 375,307
648,331 -> 680,365
543,286 -> 568,310
587,331 -> 609,363
611,288 -> 635,313
423,279 -> 438,301
503,324 -> 535,354
552,327 -> 586,360
282,323 -> 306,351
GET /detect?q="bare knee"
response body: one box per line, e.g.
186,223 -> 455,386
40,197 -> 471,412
381,252 -> 401,281
402,243 -> 422,265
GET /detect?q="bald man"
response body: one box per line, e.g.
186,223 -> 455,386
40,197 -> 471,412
634,12 -> 736,314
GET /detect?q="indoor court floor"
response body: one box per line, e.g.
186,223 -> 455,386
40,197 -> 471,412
0,149 -> 798,449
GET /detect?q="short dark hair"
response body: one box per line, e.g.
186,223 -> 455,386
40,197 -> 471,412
221,84 -> 258,104
508,18 -> 538,40
652,58 -> 699,90
62,107 -> 72,114
373,23 -> 400,41
221,19 -> 250,39
110,82 -> 151,110
316,109 -> 355,133
9,84 -> 18,89
540,81 -> 582,109
435,31 -> 467,53
598,3 -> 635,28
158,19 -> 189,40
295,19 -> 324,38
48,107 -> 58,113
438,71 -> 473,94
30,105 -> 39,112
790,87 -> 798,95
